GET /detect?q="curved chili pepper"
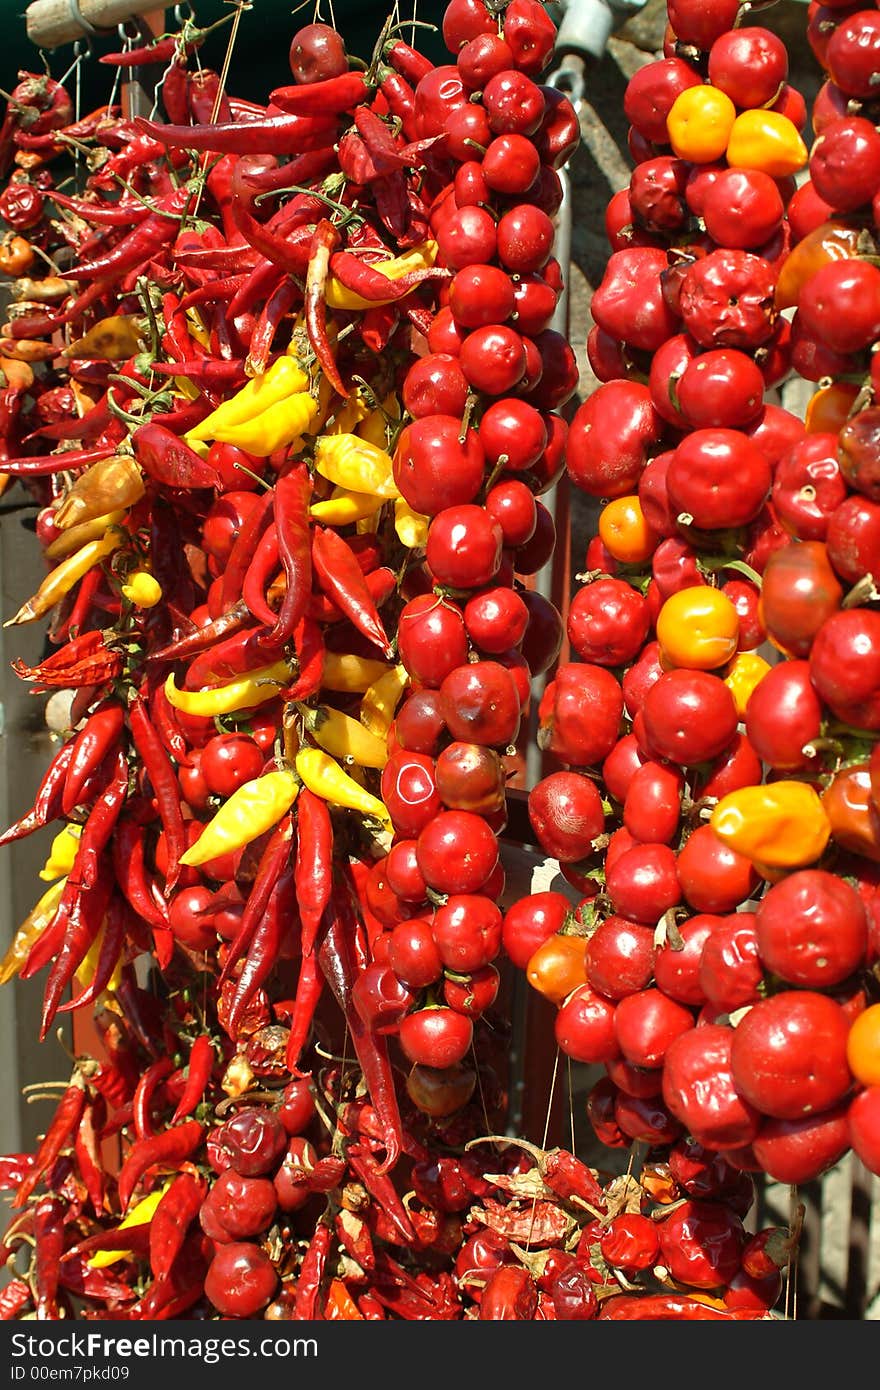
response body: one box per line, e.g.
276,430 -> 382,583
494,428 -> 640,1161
149,1169 -> 207,1282
247,277 -> 299,377
0,442 -> 121,476
40,854 -> 115,1040
229,202 -> 317,280
58,890 -> 126,1016
61,703 -> 124,816
134,112 -> 339,156
67,188 -> 192,282
170,1036 -> 214,1124
305,219 -> 347,397
148,681 -> 189,767
117,1120 -> 204,1212
128,692 -> 187,897
0,1279 -> 31,1320
284,948 -> 324,1072
133,1057 -> 175,1141
266,463 -> 312,643
312,527 -> 393,657
219,815 -> 294,988
0,741 -> 74,848
226,861 -> 294,1037
270,72 -> 369,115
308,567 -> 396,625
51,564 -> 105,647
184,626 -> 275,691
48,190 -> 153,226
384,39 -> 434,84
242,521 -> 281,627
221,488 -> 275,614
13,1073 -> 87,1208
0,1155 -> 34,1190
236,145 -> 338,195
149,600 -> 252,667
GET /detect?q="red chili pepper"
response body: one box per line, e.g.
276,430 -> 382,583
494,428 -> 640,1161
61,703 -> 124,816
284,949 -> 324,1073
242,521 -> 281,627
13,1075 -> 87,1208
283,615 -> 326,702
0,1279 -> 31,1320
133,1057 -> 175,1141
132,421 -> 220,491
226,861 -> 293,1038
66,188 -> 191,282
0,441 -> 121,477
149,1169 -> 207,1282
312,527 -> 393,657
48,189 -> 153,226
542,1148 -> 607,1210
305,219 -> 348,398
63,1223 -> 153,1264
51,564 -> 105,647
270,72 -> 370,115
264,464 -> 312,643
0,741 -> 74,848
134,112 -> 339,156
39,854 -> 115,1039
375,68 -> 420,144
293,1221 -> 332,1319
236,146 -> 338,196
347,1144 -> 417,1247
219,816 -> 294,989
294,789 -> 333,959
187,68 -> 233,125
59,890 -> 126,1016
334,1209 -> 376,1272
247,277 -> 299,377
33,1195 -> 67,1319
384,39 -> 434,84
308,566 -> 396,625
150,600 -> 252,668
0,1154 -> 34,1190
221,489 -> 275,614
73,1100 -> 106,1216
229,203 -> 318,281
117,1120 -> 204,1212
170,1036 -> 214,1124
127,692 -> 187,896
319,889 -> 404,1172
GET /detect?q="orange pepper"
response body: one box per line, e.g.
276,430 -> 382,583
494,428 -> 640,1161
725,109 -> 808,179
598,495 -> 658,565
804,382 -> 860,434
722,651 -> 771,718
710,781 -> 831,869
656,586 -> 740,670
526,934 -> 589,1007
325,1279 -> 364,1319
774,220 -> 861,311
666,85 -> 737,163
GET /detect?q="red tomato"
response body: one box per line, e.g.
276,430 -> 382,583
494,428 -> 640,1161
555,985 -> 620,1064
754,870 -> 868,988
586,916 -> 655,1000
200,734 -> 264,799
662,1025 -> 762,1150
613,988 -> 694,1069
730,992 -> 853,1120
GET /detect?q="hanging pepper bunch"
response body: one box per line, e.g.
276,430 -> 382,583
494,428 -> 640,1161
500,0 -> 880,1225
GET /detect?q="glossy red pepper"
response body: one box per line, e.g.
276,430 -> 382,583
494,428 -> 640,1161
117,1120 -> 205,1212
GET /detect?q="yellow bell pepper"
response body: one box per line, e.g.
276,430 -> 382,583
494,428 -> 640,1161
122,570 -> 163,608
54,455 -> 145,530
725,109 -> 808,179
4,529 -> 125,626
0,879 -> 65,986
710,781 -> 831,869
295,746 -> 391,825
302,704 -> 389,770
314,433 -> 399,499
666,85 -> 737,163
45,510 -> 126,561
723,651 -> 771,718
164,661 -> 292,717
180,769 -> 300,867
324,240 -> 438,311
186,355 -> 309,442
39,823 -> 82,882
89,1184 -> 170,1268
359,664 -> 409,739
310,486 -> 382,525
394,497 -> 429,549
210,390 -> 318,457
656,587 -> 740,671
322,651 -> 391,693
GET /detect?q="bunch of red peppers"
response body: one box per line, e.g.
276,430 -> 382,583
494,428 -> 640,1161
0,0 -> 810,1323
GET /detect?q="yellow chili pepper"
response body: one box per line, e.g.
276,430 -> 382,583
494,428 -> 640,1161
180,769 -> 300,867
357,392 -> 401,450
164,661 -> 291,717
54,454 -> 145,530
45,510 -> 126,561
322,652 -> 391,693
324,240 -> 438,311
325,393 -> 371,437
210,390 -> 318,456
666,85 -> 737,163
39,823 -> 82,882
725,110 -> 808,178
314,433 -> 398,498
0,879 -> 65,986
121,570 -> 162,608
185,307 -> 211,349
710,781 -> 831,869
723,651 -> 772,718
62,314 -> 145,362
186,355 -> 309,442
394,497 -> 429,549
74,917 -> 123,998
295,746 -> 391,825
310,486 -> 382,525
360,664 -> 409,739
302,704 -> 389,769
89,1184 -> 171,1269
4,529 -> 124,626
656,586 -> 740,671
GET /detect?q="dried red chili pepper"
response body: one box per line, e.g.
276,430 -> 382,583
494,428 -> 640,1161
0,742 -> 74,848
33,1194 -> 67,1319
62,703 -> 124,816
0,1279 -> 31,1320
242,521 -> 281,627
293,1221 -> 332,1319
59,890 -> 127,1015
294,788 -> 333,958
220,816 -> 295,987
133,1057 -> 175,1141
149,1168 -> 207,1282
227,862 -> 294,1037
311,527 -> 393,657
305,219 -> 347,397
128,692 -> 187,896
117,1119 -> 204,1212
267,464 -> 312,644
73,1099 -> 106,1217
14,1074 -> 87,1207
12,630 -> 122,692
170,1035 -> 214,1124
39,853 -> 115,1039
221,489 -> 275,615
67,188 -> 192,282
